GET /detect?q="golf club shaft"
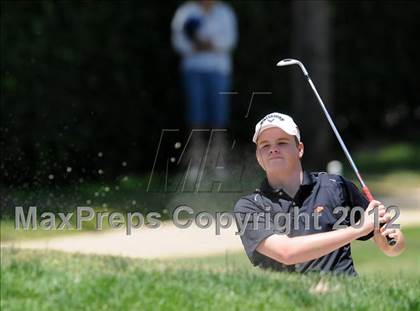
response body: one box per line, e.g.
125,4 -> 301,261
279,59 -> 396,246
306,78 -> 364,184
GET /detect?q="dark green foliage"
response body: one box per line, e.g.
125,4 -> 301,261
1,1 -> 419,185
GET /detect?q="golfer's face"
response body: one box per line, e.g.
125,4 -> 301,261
256,128 -> 300,172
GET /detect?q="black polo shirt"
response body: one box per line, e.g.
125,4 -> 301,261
233,171 -> 374,276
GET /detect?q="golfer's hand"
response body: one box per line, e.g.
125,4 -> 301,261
373,208 -> 397,246
374,226 -> 399,244
360,200 -> 387,235
373,214 -> 405,255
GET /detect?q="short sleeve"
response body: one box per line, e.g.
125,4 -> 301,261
233,197 -> 276,264
341,177 -> 374,241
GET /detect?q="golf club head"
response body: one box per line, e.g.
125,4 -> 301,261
276,58 -> 308,76
276,58 -> 301,66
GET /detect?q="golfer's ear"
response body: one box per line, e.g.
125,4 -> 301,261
298,142 -> 304,159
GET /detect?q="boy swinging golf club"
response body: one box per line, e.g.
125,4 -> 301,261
234,60 -> 405,275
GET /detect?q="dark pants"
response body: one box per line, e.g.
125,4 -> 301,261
182,69 -> 231,128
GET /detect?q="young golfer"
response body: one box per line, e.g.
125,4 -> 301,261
234,112 -> 405,275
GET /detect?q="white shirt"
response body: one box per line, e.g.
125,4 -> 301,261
171,1 -> 237,74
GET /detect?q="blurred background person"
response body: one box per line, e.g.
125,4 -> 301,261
171,0 -> 237,166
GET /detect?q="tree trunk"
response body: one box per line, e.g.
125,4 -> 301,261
291,0 -> 332,171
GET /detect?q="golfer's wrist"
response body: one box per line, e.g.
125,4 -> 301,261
349,225 -> 371,240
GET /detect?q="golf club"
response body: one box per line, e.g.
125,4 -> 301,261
276,58 -> 396,246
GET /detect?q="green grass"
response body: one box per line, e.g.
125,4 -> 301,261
0,206 -> 120,242
339,142 -> 420,196
354,143 -> 420,174
0,221 -> 85,242
0,172 -> 256,242
1,227 -> 419,310
352,226 -> 420,275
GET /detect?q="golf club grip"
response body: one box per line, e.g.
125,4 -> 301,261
362,186 -> 397,246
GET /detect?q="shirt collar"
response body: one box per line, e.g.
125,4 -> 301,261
258,170 -> 316,196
